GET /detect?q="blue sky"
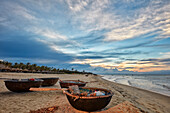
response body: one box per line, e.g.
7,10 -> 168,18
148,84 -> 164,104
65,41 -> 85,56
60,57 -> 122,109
0,0 -> 170,74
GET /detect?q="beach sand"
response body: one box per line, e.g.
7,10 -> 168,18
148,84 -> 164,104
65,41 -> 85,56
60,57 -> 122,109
0,73 -> 170,113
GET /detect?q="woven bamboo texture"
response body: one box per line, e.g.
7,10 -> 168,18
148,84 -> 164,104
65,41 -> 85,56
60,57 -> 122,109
64,87 -> 113,112
40,77 -> 59,86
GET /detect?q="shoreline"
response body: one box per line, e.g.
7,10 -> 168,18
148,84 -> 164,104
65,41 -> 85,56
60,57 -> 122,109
101,74 -> 170,97
0,72 -> 170,113
96,75 -> 170,113
100,75 -> 170,97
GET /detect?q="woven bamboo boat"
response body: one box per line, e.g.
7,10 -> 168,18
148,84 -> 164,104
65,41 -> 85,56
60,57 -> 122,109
64,87 -> 113,112
40,77 -> 59,86
4,79 -> 43,92
59,80 -> 87,88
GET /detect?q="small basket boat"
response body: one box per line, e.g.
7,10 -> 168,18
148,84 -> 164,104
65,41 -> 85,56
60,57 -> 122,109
4,78 -> 43,92
40,77 -> 59,86
59,80 -> 87,88
64,87 -> 113,112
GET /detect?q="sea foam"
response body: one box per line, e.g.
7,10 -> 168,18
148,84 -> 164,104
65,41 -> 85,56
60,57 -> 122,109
102,74 -> 170,96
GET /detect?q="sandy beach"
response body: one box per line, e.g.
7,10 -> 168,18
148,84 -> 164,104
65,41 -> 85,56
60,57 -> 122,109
0,72 -> 170,113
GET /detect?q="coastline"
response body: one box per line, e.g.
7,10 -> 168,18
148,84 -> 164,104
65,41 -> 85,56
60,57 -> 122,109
0,72 -> 170,113
96,75 -> 170,113
101,74 -> 170,97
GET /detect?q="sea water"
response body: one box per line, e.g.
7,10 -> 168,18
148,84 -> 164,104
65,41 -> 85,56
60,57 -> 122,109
102,74 -> 170,96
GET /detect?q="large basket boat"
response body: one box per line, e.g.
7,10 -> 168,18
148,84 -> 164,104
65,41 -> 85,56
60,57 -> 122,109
4,78 -> 43,92
64,87 -> 113,112
59,80 -> 87,88
40,77 -> 59,86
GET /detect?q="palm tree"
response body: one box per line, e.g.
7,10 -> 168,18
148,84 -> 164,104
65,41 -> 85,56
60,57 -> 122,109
13,63 -> 18,68
26,62 -> 30,69
30,66 -> 34,71
40,66 -> 45,72
32,64 -> 37,71
19,63 -> 24,69
26,62 -> 30,65
22,65 -> 27,69
52,68 -> 57,72
36,66 -> 41,71
7,62 -> 12,68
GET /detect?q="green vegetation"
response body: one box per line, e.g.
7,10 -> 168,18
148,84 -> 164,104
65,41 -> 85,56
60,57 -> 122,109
0,61 -> 92,74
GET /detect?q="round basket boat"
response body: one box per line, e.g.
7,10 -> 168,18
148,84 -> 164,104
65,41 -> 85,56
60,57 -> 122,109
40,77 -> 59,86
59,80 -> 87,88
64,87 -> 113,112
4,79 -> 43,92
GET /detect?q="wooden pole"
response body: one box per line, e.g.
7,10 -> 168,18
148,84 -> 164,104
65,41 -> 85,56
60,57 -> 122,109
29,88 -> 65,91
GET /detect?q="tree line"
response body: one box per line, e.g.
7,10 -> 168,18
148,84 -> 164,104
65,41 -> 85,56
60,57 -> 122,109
0,61 -> 92,74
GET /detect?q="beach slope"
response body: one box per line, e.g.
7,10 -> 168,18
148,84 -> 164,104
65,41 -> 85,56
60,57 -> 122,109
0,73 -> 169,113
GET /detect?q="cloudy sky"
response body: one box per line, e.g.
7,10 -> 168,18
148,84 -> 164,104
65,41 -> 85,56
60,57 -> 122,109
0,0 -> 170,74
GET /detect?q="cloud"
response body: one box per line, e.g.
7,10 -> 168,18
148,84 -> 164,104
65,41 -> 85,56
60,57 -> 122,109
141,58 -> 170,62
116,57 -> 170,72
160,52 -> 170,58
66,0 -> 90,12
0,1 -> 38,30
26,27 -> 83,55
66,0 -> 170,41
144,44 -> 170,48
88,66 -> 136,74
6,2 -> 36,20
68,0 -> 114,31
0,0 -> 170,74
0,33 -> 74,64
70,58 -> 118,70
70,49 -> 146,70
62,63 -> 136,74
31,28 -> 68,40
104,7 -> 170,41
116,39 -> 160,49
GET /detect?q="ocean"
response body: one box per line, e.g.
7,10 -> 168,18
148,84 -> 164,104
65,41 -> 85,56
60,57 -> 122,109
102,74 -> 170,96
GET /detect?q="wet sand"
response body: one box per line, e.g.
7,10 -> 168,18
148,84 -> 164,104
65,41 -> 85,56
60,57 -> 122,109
0,73 -> 170,113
